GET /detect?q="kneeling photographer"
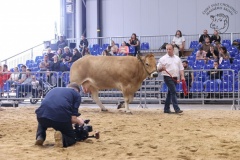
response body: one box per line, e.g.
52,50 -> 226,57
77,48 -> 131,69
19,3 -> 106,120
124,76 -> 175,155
35,82 -> 88,148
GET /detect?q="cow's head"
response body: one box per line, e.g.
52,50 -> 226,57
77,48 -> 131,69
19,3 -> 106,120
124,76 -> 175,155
210,13 -> 229,33
141,53 -> 158,78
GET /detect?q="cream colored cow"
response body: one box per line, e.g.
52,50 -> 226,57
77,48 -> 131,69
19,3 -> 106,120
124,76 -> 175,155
70,53 -> 158,113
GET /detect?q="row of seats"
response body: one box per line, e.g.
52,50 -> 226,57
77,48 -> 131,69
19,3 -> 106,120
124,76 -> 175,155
161,80 -> 238,93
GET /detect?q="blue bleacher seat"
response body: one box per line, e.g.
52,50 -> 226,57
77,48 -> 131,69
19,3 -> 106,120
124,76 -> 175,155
222,75 -> 233,83
219,81 -> 233,92
187,56 -> 195,62
190,81 -> 203,92
204,80 -> 219,92
102,43 -> 110,49
221,59 -> 230,65
92,44 -> 100,50
176,82 -> 183,92
204,64 -> 213,69
195,60 -> 205,67
129,46 -> 135,55
234,81 -> 238,92
35,56 -> 43,62
160,83 -> 168,93
140,42 -> 150,50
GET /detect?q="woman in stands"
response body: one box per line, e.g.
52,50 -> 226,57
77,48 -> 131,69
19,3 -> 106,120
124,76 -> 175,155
129,33 -> 140,56
211,30 -> 221,44
206,45 -> 219,62
219,46 -> 231,64
196,47 -> 207,63
172,30 -> 185,57
118,41 -> 129,55
69,48 -> 81,63
56,48 -> 63,61
109,40 -> 118,55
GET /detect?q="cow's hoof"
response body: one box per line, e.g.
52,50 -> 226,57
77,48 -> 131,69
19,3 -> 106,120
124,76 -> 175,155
101,109 -> 108,112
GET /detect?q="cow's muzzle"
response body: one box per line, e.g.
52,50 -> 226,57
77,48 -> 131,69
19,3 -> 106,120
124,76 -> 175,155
150,71 -> 158,78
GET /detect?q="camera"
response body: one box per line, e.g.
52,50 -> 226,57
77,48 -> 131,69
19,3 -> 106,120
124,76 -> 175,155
74,119 -> 99,141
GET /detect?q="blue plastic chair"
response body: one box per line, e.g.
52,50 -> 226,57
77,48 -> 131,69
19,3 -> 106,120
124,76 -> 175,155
129,46 -> 135,55
102,43 -> 110,49
204,80 -> 219,92
190,81 -> 203,92
160,83 -> 168,93
219,81 -> 233,92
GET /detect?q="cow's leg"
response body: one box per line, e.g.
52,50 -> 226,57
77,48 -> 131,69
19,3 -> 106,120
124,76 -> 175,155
90,87 -> 108,111
123,93 -> 134,113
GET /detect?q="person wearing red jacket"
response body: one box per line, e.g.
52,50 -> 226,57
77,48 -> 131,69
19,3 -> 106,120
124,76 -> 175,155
0,64 -> 11,93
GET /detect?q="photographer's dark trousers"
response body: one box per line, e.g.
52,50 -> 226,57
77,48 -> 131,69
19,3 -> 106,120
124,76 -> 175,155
164,76 -> 181,112
36,118 -> 76,147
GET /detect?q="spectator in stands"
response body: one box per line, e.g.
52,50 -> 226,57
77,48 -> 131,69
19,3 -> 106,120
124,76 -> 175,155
118,41 -> 129,55
202,37 -> 211,52
109,40 -> 118,55
69,48 -> 81,63
214,41 -> 221,53
172,30 -> 185,57
79,35 -> 88,56
7,67 -> 20,87
62,46 -> 73,63
48,55 -> 62,86
56,48 -> 63,62
102,49 -> 111,56
56,35 -> 68,49
0,64 -> 3,93
219,46 -> 231,64
206,61 -> 222,84
15,65 -> 27,84
196,47 -> 207,62
2,64 -> 11,81
199,29 -> 211,44
206,45 -> 219,62
16,69 -> 32,98
204,61 -> 223,98
0,64 -> 12,92
31,75 -> 39,98
129,33 -> 140,56
157,44 -> 184,114
211,30 -> 221,43
44,47 -> 55,62
182,60 -> 194,98
39,55 -> 50,71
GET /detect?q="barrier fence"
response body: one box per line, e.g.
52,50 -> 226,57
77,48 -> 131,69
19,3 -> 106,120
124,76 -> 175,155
0,70 -> 240,110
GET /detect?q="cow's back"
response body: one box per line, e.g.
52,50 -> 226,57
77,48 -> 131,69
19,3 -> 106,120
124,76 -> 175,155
70,55 -> 144,89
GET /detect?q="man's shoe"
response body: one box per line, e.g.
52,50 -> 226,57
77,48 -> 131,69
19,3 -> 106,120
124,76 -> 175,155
54,131 -> 63,148
35,136 -> 44,146
164,110 -> 172,113
175,110 -> 183,114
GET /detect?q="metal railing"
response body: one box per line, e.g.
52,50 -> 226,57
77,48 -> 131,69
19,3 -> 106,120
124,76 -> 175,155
0,70 -> 240,110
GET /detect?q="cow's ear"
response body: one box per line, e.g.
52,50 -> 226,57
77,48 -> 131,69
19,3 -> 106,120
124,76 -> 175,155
210,15 -> 214,20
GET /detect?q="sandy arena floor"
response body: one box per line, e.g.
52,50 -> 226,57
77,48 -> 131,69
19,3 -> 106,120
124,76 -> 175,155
0,104 -> 240,160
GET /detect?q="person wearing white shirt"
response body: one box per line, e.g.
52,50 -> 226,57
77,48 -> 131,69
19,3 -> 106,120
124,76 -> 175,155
172,30 -> 185,57
157,44 -> 184,114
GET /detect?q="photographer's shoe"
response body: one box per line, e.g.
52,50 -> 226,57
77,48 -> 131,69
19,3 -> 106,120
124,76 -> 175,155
54,131 -> 63,148
35,136 -> 44,146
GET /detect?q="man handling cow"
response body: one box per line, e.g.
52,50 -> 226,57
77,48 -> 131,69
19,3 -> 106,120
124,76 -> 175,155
157,44 -> 184,114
